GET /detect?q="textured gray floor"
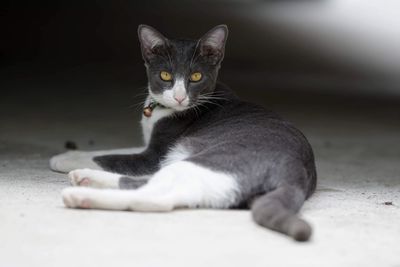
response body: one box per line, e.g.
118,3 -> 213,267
1,85 -> 400,267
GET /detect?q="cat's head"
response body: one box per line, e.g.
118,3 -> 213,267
138,25 -> 228,111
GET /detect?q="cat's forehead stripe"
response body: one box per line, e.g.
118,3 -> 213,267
168,40 -> 199,67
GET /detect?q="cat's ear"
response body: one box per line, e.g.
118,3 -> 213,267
138,25 -> 168,62
198,25 -> 228,65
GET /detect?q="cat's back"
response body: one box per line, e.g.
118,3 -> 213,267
189,95 -> 293,141
191,82 -> 286,132
184,91 -> 314,163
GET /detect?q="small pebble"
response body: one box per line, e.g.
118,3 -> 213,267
65,141 -> 78,150
383,201 -> 393,206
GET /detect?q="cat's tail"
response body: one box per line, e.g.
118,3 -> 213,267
251,185 -> 312,242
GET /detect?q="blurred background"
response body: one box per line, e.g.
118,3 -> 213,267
1,0 -> 399,151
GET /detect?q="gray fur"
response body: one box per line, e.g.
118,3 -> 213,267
93,25 -> 317,241
119,176 -> 148,190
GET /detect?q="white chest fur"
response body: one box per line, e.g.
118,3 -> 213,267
141,107 -> 174,145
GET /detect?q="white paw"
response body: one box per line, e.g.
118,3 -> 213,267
68,169 -> 120,189
62,187 -> 93,209
50,151 -> 102,173
68,168 -> 94,187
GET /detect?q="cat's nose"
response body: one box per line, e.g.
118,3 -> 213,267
174,95 -> 187,104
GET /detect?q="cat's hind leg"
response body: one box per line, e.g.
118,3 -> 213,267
62,161 -> 240,211
69,168 -> 149,189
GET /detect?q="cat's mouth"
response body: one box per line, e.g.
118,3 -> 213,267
149,91 -> 190,111
162,101 -> 190,111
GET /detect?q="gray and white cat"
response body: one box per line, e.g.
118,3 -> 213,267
50,25 -> 317,241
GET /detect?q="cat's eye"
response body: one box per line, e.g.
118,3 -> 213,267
160,71 -> 172,81
190,72 -> 202,82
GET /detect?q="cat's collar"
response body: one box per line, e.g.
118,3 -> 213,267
143,99 -> 167,117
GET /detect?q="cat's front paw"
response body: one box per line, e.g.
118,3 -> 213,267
68,169 -> 94,187
50,151 -> 101,173
62,187 -> 93,209
68,168 -> 120,189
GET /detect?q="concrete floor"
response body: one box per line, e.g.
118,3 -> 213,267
1,82 -> 400,267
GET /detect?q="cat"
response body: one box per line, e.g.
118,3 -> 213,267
50,24 -> 317,242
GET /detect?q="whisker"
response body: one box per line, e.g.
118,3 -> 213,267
196,99 -> 224,108
126,86 -> 149,111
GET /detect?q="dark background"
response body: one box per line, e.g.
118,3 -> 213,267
1,0 -> 399,150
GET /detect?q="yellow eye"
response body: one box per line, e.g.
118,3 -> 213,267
190,72 -> 202,82
160,71 -> 172,81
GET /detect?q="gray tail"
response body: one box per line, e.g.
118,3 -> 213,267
251,185 -> 312,242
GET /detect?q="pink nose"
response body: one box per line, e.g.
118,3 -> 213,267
174,95 -> 186,104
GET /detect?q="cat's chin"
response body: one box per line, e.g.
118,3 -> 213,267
170,105 -> 189,112
156,101 -> 189,112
